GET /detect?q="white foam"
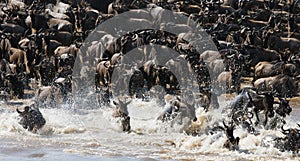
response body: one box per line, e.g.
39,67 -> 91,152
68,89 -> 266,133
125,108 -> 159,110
0,98 -> 299,160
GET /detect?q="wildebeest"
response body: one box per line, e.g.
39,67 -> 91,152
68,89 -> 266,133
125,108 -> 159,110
210,121 -> 240,151
254,61 -> 299,82
0,23 -> 26,35
165,54 -> 193,83
266,31 -> 300,54
274,98 -> 293,119
199,50 -> 221,62
0,0 -> 298,141
217,70 -> 238,93
238,45 -> 280,69
228,86 -> 293,127
16,106 -> 46,132
48,30 -> 73,46
254,74 -> 299,97
222,121 -> 240,151
94,53 -> 123,104
227,87 -> 274,126
76,0 -> 114,13
35,58 -> 56,86
0,33 -> 11,61
157,95 -> 197,126
9,47 -> 29,74
95,53 -> 121,88
129,61 -> 181,98
4,73 -> 24,99
54,44 -> 78,58
238,16 -> 269,29
274,124 -> 300,153
128,68 -> 144,99
35,77 -> 71,108
112,98 -> 131,132
45,8 -> 71,21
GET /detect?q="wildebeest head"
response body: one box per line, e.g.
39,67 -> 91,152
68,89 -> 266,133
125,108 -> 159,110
16,106 -> 46,132
58,53 -> 75,68
4,73 -> 24,99
223,121 -> 235,142
222,121 -> 240,151
110,53 -> 122,68
275,124 -> 300,152
280,124 -> 300,152
128,68 -> 145,99
281,124 -> 300,136
275,98 -> 292,117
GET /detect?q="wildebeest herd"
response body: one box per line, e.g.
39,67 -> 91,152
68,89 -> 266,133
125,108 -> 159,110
1,0 -> 299,154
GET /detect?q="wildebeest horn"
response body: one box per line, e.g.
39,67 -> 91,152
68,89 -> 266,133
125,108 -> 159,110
281,125 -> 290,135
230,121 -> 235,128
1,7 -> 9,13
16,106 -> 30,114
223,120 -> 228,128
16,108 -> 22,114
113,100 -> 118,106
226,54 -> 235,58
1,33 -> 7,39
256,90 -> 272,95
4,73 -> 12,78
247,111 -> 254,118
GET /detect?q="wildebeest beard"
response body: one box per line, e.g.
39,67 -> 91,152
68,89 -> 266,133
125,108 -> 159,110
17,106 -> 46,132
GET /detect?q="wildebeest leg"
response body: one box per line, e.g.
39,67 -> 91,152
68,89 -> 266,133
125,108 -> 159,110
254,109 -> 260,125
264,111 -> 268,126
121,116 -> 131,132
36,70 -> 43,87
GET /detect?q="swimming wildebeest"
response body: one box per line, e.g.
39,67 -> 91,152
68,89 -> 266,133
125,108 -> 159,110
157,95 -> 197,122
112,98 -> 131,132
209,121 -> 240,151
274,124 -> 300,153
221,121 -> 240,151
16,106 -> 46,132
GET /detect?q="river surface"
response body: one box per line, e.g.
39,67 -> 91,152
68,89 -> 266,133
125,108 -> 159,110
0,93 -> 299,161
